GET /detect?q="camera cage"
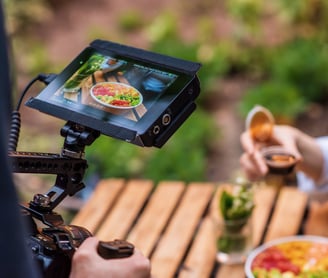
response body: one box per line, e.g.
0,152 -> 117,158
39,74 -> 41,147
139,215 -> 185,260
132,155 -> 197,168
10,121 -> 100,226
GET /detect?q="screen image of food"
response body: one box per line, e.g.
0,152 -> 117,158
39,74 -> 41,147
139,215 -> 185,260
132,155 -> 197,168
51,52 -> 178,122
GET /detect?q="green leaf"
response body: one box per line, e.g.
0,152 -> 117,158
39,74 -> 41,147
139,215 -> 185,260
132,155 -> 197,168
219,190 -> 233,219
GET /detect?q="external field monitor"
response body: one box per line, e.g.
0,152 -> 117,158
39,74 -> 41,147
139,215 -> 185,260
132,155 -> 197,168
26,40 -> 201,147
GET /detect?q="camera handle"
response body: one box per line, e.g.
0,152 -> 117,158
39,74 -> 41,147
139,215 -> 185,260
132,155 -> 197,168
9,121 -> 100,226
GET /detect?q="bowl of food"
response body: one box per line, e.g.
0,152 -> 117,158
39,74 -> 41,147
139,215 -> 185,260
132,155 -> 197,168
245,235 -> 328,277
261,146 -> 297,175
90,82 -> 143,109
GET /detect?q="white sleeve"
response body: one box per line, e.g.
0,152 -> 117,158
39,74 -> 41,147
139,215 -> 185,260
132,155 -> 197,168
296,136 -> 328,199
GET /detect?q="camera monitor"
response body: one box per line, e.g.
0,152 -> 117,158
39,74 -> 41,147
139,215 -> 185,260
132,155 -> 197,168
26,40 -> 201,147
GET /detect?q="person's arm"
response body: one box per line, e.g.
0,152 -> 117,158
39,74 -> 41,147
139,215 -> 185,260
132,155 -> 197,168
69,237 -> 151,278
292,127 -> 324,182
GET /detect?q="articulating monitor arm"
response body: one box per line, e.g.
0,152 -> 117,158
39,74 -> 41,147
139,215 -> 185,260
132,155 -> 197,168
8,121 -> 100,226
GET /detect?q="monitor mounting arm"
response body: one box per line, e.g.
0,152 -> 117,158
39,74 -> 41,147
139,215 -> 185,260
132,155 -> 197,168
8,121 -> 100,227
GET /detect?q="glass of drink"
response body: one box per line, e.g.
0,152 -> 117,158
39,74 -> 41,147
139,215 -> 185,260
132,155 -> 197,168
214,183 -> 254,264
215,216 -> 253,264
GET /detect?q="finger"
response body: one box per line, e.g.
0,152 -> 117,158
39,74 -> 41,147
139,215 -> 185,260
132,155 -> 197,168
72,237 -> 98,261
240,131 -> 255,154
253,148 -> 269,174
240,152 -> 268,180
241,163 -> 261,181
80,237 -> 98,250
240,153 -> 260,179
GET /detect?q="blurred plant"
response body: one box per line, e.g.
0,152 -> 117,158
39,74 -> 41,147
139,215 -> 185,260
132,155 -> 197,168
117,9 -> 145,32
225,0 -> 264,40
178,0 -> 220,14
239,38 -> 328,122
268,0 -> 328,41
85,108 -> 217,183
143,108 -> 217,183
86,135 -> 146,180
270,38 -> 328,102
12,38 -> 59,76
146,12 -> 177,44
222,42 -> 272,78
239,81 -> 306,123
273,0 -> 328,26
4,0 -> 52,35
146,12 -> 229,95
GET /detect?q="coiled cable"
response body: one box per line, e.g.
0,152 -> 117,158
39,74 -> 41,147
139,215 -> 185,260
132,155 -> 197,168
8,73 -> 57,151
8,110 -> 21,151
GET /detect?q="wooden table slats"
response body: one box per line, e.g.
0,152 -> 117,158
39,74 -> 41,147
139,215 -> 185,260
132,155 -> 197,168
96,179 -> 153,240
252,185 -> 278,246
70,178 -> 125,233
150,182 -> 215,278
69,179 -> 319,278
179,217 -> 217,278
264,187 -> 308,242
127,181 -> 186,257
216,264 -> 245,278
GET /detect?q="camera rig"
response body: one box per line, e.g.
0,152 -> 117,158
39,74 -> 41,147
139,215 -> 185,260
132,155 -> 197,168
7,39 -> 201,277
9,121 -> 134,278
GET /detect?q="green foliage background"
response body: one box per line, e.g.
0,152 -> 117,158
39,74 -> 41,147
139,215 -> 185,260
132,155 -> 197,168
4,0 -> 328,184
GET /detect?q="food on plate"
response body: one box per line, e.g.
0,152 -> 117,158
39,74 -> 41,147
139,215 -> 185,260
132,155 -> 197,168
91,82 -> 142,108
246,237 -> 328,278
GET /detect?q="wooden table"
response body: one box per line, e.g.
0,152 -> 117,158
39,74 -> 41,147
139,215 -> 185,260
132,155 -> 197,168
70,178 -> 328,278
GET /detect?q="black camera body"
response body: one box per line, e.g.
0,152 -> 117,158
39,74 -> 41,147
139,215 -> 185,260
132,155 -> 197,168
22,206 -> 135,277
24,210 -> 92,278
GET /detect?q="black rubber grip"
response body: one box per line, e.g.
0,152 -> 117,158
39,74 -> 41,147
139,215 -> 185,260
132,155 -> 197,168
97,239 -> 134,259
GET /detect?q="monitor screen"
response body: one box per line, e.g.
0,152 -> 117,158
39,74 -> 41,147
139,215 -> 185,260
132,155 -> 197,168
26,40 -> 201,147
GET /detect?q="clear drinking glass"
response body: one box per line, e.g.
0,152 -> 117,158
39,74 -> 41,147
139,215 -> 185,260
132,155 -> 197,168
215,216 -> 253,264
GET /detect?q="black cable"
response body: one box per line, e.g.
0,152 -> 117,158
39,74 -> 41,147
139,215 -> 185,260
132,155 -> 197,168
15,76 -> 39,111
8,110 -> 21,151
8,73 -> 57,151
15,73 -> 57,111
